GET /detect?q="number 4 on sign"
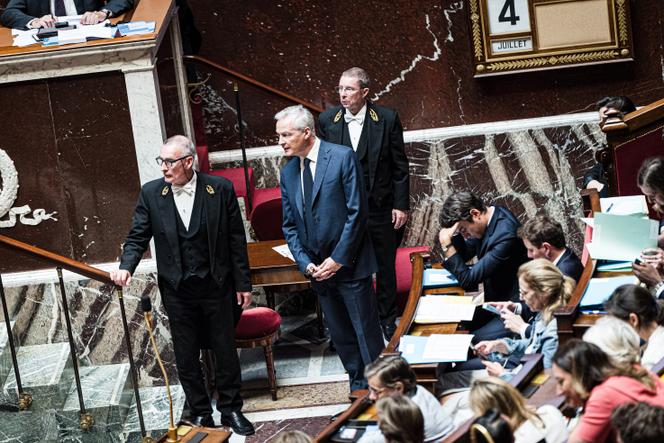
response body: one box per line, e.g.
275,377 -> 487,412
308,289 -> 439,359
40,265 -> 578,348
499,0 -> 520,25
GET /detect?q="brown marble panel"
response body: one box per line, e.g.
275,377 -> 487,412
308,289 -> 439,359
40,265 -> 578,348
0,80 -> 74,273
48,72 -> 140,265
189,0 -> 664,149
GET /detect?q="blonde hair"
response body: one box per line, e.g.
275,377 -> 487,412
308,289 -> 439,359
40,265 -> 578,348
518,259 -> 575,322
376,394 -> 424,443
273,430 -> 313,443
469,378 -> 543,430
584,316 -> 642,367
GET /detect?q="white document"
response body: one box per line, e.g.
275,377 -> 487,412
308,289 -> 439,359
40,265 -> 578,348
414,296 -> 476,324
272,244 -> 295,262
600,195 -> 648,216
422,334 -> 474,361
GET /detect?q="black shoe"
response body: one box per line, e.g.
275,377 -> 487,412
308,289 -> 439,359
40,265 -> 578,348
219,410 -> 255,436
187,414 -> 215,427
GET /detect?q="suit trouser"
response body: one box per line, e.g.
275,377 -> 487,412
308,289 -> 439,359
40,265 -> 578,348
368,210 -> 398,327
313,275 -> 384,391
161,276 -> 243,416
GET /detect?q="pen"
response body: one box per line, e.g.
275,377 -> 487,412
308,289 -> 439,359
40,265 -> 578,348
606,203 -> 614,213
502,357 -> 509,368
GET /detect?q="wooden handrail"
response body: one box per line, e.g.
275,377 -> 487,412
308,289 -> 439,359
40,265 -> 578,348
183,55 -> 325,114
0,234 -> 113,285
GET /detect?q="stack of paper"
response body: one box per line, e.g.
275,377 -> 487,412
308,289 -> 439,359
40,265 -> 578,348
423,268 -> 459,288
596,260 -> 633,272
117,21 -> 156,36
585,212 -> 658,261
579,275 -> 639,311
399,334 -> 474,364
414,296 -> 475,324
600,195 -> 649,216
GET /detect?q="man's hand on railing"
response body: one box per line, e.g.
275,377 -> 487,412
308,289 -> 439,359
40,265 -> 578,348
110,269 -> 132,286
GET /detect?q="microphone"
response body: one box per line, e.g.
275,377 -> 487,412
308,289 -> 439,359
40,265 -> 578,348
142,296 -> 179,442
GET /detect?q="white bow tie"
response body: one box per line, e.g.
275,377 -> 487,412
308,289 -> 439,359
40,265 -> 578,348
344,113 -> 364,125
172,183 -> 194,197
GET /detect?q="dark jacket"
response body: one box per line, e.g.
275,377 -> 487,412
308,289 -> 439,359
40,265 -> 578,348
2,0 -> 134,29
444,206 -> 528,302
318,103 -> 410,212
119,173 -> 251,293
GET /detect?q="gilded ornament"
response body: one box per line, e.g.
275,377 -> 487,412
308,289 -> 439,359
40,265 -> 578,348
369,109 -> 379,122
206,185 -> 215,195
161,186 -> 169,196
333,110 -> 342,123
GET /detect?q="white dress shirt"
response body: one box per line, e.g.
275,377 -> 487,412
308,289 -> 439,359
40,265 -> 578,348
172,173 -> 197,230
344,104 -> 367,151
27,0 -> 77,27
300,137 -> 321,199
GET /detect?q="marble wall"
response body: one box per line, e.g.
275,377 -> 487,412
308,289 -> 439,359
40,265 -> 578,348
188,0 -> 664,150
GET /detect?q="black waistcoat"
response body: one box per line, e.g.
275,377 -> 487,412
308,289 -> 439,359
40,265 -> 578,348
341,121 -> 370,192
175,187 -> 210,280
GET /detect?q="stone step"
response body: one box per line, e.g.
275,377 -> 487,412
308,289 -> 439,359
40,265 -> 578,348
0,321 -> 18,388
2,342 -> 72,411
58,363 -> 133,432
120,385 -> 186,442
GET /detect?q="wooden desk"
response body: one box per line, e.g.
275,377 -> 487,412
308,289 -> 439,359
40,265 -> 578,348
247,240 -> 322,335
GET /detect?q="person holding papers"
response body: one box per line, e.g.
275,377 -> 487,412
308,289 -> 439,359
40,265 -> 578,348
360,356 -> 453,443
437,192 -> 528,341
436,260 -> 574,394
1,0 -> 134,29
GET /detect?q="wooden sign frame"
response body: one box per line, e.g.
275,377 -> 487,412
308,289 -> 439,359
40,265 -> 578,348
468,0 -> 634,77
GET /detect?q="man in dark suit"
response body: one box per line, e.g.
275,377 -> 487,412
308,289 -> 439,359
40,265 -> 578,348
1,0 -> 133,29
277,105 -> 384,391
318,67 -> 410,340
437,192 -> 528,341
110,135 -> 254,435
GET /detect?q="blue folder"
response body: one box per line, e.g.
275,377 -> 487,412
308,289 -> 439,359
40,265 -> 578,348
579,276 -> 638,311
422,268 -> 459,288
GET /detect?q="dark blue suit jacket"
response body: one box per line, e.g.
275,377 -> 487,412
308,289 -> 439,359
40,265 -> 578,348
1,0 -> 134,29
445,206 -> 528,302
557,248 -> 583,283
280,140 -> 376,281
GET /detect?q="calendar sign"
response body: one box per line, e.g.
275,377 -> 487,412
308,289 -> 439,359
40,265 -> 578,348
487,0 -> 531,35
468,0 -> 634,77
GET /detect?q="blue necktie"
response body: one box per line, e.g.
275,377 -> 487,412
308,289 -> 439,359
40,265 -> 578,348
302,158 -> 315,242
54,0 -> 66,17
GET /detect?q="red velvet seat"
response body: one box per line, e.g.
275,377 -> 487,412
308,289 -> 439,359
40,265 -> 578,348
395,246 -> 430,314
235,307 -> 281,400
249,188 -> 284,240
209,167 -> 255,215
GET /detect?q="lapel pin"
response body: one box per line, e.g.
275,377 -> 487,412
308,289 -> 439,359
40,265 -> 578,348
333,110 -> 342,123
161,186 -> 169,196
369,109 -> 379,122
206,185 -> 215,195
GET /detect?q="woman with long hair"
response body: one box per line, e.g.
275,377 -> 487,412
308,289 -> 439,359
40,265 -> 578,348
376,394 -> 425,443
552,339 -> 664,443
473,259 -> 575,377
469,378 -> 567,443
604,284 -> 664,369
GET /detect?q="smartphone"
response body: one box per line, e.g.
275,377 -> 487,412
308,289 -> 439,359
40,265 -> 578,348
482,304 -> 502,315
634,258 -> 643,265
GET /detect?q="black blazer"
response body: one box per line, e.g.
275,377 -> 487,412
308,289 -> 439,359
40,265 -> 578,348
119,173 -> 251,293
445,206 -> 528,302
2,0 -> 134,29
557,248 -> 584,283
318,103 -> 410,212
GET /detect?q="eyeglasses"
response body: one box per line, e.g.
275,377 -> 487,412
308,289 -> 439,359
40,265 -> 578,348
155,155 -> 192,168
335,86 -> 360,94
368,385 -> 387,396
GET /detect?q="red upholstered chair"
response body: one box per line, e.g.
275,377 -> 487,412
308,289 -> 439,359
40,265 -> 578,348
235,307 -> 281,400
250,188 -> 284,240
209,167 -> 255,216
395,246 -> 430,314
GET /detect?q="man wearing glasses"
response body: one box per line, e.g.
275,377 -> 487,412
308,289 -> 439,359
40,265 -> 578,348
110,135 -> 254,435
319,67 -> 410,341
